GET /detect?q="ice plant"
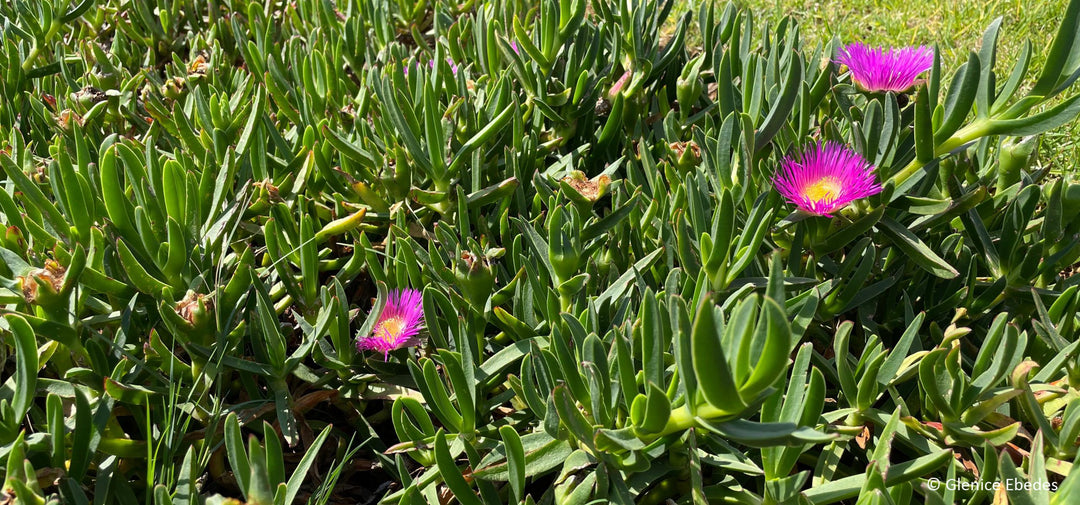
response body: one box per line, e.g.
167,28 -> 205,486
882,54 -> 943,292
357,289 -> 425,359
403,59 -> 459,76
834,43 -> 934,93
7,0 -> 1080,502
773,141 -> 882,217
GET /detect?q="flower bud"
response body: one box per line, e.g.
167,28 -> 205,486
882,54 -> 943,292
549,241 -> 580,287
997,135 -> 1039,190
546,205 -> 581,284
595,247 -> 614,280
677,54 -> 706,120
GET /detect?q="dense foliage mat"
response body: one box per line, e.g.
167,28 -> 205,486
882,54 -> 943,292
2,0 -> 1080,503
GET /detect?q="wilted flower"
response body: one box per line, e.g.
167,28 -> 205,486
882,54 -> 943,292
247,180 -> 282,215
773,141 -> 882,217
668,141 -> 702,171
357,289 -> 425,360
56,109 -> 84,131
561,170 -> 612,206
20,259 -> 65,305
834,43 -> 933,93
160,77 -> 186,100
71,86 -> 106,107
175,290 -> 213,329
455,251 -> 496,309
188,54 -> 209,76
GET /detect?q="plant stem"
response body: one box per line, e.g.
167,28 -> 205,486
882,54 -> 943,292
888,120 -> 992,187
21,21 -> 61,72
654,402 -> 738,439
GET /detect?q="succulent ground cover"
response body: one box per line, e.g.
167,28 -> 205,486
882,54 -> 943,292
2,0 -> 1080,503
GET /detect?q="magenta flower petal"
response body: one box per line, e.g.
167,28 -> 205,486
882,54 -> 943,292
357,289 -> 425,360
429,58 -> 459,74
772,141 -> 882,217
834,43 -> 934,93
510,40 -> 520,55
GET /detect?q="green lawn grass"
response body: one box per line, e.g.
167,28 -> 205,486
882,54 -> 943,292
680,0 -> 1080,169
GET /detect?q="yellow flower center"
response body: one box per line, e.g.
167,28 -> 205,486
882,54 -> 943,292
378,316 -> 407,340
803,177 -> 842,203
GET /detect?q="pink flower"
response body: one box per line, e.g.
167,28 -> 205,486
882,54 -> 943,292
834,43 -> 934,93
429,58 -> 459,74
511,40 -> 520,55
357,289 -> 425,360
773,141 -> 882,217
